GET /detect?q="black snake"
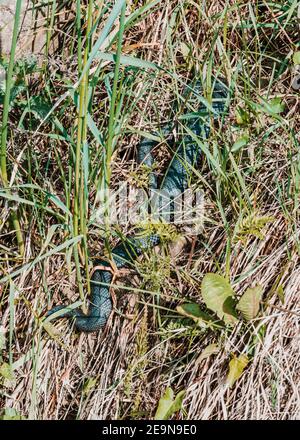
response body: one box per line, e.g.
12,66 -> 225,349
47,77 -> 229,332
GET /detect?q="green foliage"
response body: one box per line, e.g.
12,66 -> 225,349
237,285 -> 263,321
154,387 -> 185,420
176,302 -> 222,329
293,51 -> 300,65
0,362 -> 16,389
267,98 -> 285,115
0,362 -> 15,380
178,276 -> 266,329
0,56 -> 38,107
175,274 -> 267,388
198,343 -> 220,362
201,274 -> 238,325
248,324 -> 266,357
138,221 -> 179,244
231,135 -> 250,152
129,163 -> 157,189
18,94 -> 53,130
0,408 -> 25,420
138,252 -> 171,290
235,106 -> 250,126
226,354 -> 249,388
234,212 -> 274,242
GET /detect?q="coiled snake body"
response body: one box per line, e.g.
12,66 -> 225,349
47,79 -> 228,332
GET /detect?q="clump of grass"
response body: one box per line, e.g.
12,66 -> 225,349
0,0 -> 24,256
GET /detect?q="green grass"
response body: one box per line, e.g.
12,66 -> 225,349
0,0 -> 24,255
0,0 -> 300,420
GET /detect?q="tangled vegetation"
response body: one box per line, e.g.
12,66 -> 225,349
0,0 -> 299,420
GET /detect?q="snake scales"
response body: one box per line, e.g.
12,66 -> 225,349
47,78 -> 229,332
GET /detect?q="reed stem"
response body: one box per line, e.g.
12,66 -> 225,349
0,0 -> 24,256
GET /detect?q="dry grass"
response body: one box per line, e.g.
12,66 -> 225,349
0,0 -> 300,420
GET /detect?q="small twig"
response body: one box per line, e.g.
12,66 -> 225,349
262,301 -> 300,318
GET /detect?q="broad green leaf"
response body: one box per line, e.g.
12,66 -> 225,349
0,362 -> 15,380
231,135 -> 249,152
201,274 -> 238,325
198,344 -> 220,362
264,97 -> 285,115
293,51 -> 300,65
237,285 -> 263,321
226,354 -> 249,387
154,387 -> 185,420
176,302 -> 218,328
269,97 -> 285,114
